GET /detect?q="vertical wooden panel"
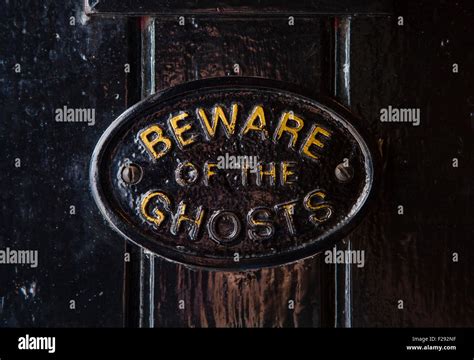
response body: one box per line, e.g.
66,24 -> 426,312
349,4 -> 474,326
140,17 -> 330,327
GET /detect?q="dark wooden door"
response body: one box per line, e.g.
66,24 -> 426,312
0,0 -> 473,328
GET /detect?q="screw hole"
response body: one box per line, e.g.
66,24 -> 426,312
121,163 -> 142,185
335,162 -> 354,183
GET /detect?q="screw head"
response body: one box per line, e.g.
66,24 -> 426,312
121,163 -> 142,185
335,162 -> 354,183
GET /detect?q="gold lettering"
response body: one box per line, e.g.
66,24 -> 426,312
301,125 -> 331,160
169,112 -> 196,149
280,161 -> 297,185
303,189 -> 333,224
139,125 -> 172,160
274,111 -> 304,149
198,104 -> 238,139
175,161 -> 199,186
140,191 -> 171,227
274,200 -> 298,235
241,164 -> 251,186
247,207 -> 275,241
241,105 -> 268,140
204,161 -> 218,186
257,162 -> 276,186
170,201 -> 205,241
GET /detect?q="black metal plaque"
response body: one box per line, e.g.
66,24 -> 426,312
90,77 -> 376,269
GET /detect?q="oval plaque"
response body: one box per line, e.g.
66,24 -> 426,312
90,77 -> 376,269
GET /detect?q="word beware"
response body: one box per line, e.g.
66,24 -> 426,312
138,104 -> 331,162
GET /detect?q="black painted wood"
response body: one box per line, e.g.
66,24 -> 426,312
349,3 -> 474,326
0,0 -> 128,327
